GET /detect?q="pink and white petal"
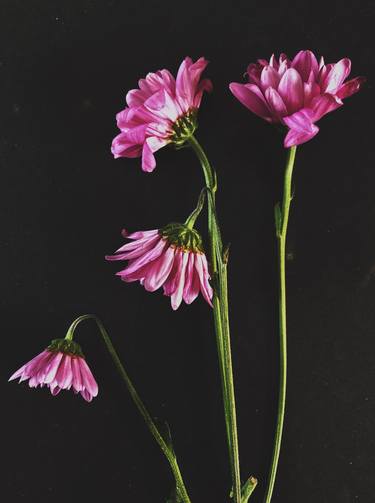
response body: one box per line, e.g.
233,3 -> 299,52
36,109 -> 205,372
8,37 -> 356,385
303,82 -> 321,106
163,249 -> 182,296
194,254 -> 213,307
265,87 -> 287,119
119,238 -> 166,276
170,251 -> 189,310
192,78 -> 213,108
278,68 -> 304,114
310,94 -> 342,122
109,233 -> 160,256
50,385 -> 61,396
79,358 -> 98,397
72,357 -> 83,393
260,66 -> 280,92
323,58 -> 352,94
183,253 -> 200,304
336,76 -> 366,99
80,388 -> 93,402
126,88 -> 149,107
55,354 -> 73,390
126,229 -> 159,240
143,246 -> 175,292
9,350 -> 48,381
142,141 -> 157,172
229,83 -> 272,121
291,50 -> 319,81
43,352 -> 65,384
283,110 -> 320,147
25,350 -> 55,378
111,133 -> 143,159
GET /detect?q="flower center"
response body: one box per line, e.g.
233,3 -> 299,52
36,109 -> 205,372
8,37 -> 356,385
170,110 -> 198,146
161,222 -> 203,253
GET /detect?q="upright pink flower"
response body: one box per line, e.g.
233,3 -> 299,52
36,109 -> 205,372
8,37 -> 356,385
111,56 -> 212,172
230,50 -> 365,147
9,339 -> 98,402
106,224 -> 213,310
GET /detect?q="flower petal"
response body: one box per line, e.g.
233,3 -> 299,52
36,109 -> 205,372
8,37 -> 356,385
229,83 -> 272,121
278,68 -> 304,114
336,76 -> 366,99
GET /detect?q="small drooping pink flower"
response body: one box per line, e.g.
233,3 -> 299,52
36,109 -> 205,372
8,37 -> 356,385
106,224 -> 213,310
230,50 -> 365,147
111,56 -> 212,172
9,339 -> 98,402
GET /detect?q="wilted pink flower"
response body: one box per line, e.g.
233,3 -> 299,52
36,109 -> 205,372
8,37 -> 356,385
106,224 -> 213,310
111,56 -> 212,172
9,339 -> 98,402
230,50 -> 365,147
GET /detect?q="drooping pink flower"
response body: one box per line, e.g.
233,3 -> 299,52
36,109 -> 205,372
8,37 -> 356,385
230,50 -> 365,147
111,56 -> 212,172
9,339 -> 98,402
106,224 -> 213,310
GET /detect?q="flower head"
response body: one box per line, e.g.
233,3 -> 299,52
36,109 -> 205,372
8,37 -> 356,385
9,339 -> 98,402
111,56 -> 212,172
230,50 -> 365,147
106,224 -> 213,310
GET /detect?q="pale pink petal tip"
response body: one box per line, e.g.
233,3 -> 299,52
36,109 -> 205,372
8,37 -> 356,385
9,349 -> 98,403
231,49 -> 364,147
112,56 -> 210,170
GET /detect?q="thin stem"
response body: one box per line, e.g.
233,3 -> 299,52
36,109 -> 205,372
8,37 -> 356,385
188,135 -> 242,503
67,314 -> 191,503
263,145 -> 297,503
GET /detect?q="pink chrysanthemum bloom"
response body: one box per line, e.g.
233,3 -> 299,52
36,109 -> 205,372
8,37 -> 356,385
106,224 -> 213,310
111,56 -> 212,172
9,339 -> 98,402
230,50 -> 365,147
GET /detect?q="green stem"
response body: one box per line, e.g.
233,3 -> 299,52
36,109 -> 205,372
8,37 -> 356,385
66,314 -> 191,503
188,135 -> 242,503
263,145 -> 297,503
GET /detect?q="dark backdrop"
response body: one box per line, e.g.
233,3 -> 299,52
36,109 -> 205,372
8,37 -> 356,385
2,1 -> 375,502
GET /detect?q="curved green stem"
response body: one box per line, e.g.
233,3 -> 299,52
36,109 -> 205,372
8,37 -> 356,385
263,145 -> 297,503
66,314 -> 191,503
188,135 -> 242,503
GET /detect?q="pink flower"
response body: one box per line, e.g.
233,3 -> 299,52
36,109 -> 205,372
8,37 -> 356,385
106,225 -> 213,310
230,50 -> 365,147
111,56 -> 212,172
9,339 -> 98,402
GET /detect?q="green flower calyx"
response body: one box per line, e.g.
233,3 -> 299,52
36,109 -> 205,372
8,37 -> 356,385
161,223 -> 203,253
170,110 -> 197,146
47,338 -> 85,357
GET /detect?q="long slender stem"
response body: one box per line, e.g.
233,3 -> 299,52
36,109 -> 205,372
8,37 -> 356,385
188,135 -> 242,503
67,314 -> 191,503
263,145 -> 297,503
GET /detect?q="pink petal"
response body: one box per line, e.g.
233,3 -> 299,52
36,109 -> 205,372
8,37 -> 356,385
106,234 -> 161,261
55,354 -> 73,390
291,50 -> 319,82
278,68 -> 304,114
309,94 -> 342,122
260,66 -> 280,91
229,82 -> 272,121
265,87 -> 287,119
163,249 -> 182,296
141,141 -> 156,172
170,251 -> 189,310
119,237 -> 166,276
72,357 -> 83,393
78,358 -> 98,397
43,352 -> 64,384
143,246 -> 175,292
194,253 -> 213,307
283,109 -> 320,147
323,58 -> 351,94
336,76 -> 366,99
183,253 -> 201,304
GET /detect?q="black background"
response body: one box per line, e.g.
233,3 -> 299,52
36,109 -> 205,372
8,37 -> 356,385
2,1 -> 375,502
